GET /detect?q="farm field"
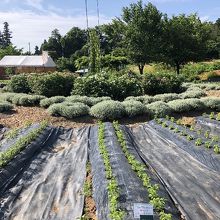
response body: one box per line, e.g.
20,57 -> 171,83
0,111 -> 220,219
0,0 -> 220,218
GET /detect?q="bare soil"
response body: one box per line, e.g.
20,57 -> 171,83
206,90 -> 220,97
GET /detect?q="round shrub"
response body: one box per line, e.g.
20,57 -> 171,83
72,72 -> 143,100
125,95 -> 154,104
146,101 -> 172,117
90,100 -> 126,120
142,72 -> 183,95
48,102 -> 89,118
153,93 -> 180,102
40,96 -> 66,108
47,103 -> 63,116
90,96 -> 112,106
28,72 -> 76,97
0,101 -> 13,112
180,88 -> 206,99
11,94 -> 45,106
168,98 -> 205,113
122,100 -> 146,117
72,74 -> 110,97
0,93 -> 16,102
60,102 -> 90,118
66,95 -> 93,106
8,74 -> 31,93
201,97 -> 220,110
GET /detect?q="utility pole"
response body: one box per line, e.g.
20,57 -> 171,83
85,0 -> 89,30
96,0 -> 100,26
28,42 -> 31,55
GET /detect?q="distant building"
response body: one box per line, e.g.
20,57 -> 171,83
0,51 -> 56,77
75,68 -> 88,76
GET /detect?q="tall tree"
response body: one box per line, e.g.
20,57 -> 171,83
0,31 -> 4,48
2,22 -> 12,48
122,1 -> 164,74
34,46 -> 41,55
62,27 -> 87,58
162,14 -> 211,74
41,29 -> 62,60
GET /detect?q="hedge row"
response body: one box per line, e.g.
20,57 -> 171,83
46,97 -> 220,120
6,71 -> 183,100
0,93 -> 45,106
6,73 -> 76,97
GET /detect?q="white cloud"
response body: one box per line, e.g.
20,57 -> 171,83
24,0 -> 44,10
0,10 -> 111,52
200,16 -> 209,22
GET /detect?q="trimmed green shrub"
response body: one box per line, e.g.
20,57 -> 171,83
90,96 -> 112,105
40,96 -> 66,108
60,103 -> 90,118
48,102 -> 90,118
72,72 -> 143,100
0,93 -> 16,102
146,101 -> 172,117
125,95 -> 154,104
122,100 -> 146,117
8,74 -> 31,93
11,94 -> 46,106
47,103 -> 63,116
153,93 -> 180,102
0,101 -> 13,112
28,72 -> 76,97
142,72 -> 183,95
180,88 -> 206,99
90,100 -> 126,120
168,98 -> 205,112
66,95 -> 93,106
201,97 -> 220,110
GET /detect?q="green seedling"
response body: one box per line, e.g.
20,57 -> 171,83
197,129 -> 202,135
205,141 -> 212,149
174,127 -> 179,133
204,130 -> 210,139
214,145 -> 220,154
187,135 -> 194,141
212,135 -> 219,142
209,112 -> 215,119
195,138 -> 203,146
189,125 -> 195,131
180,130 -> 187,136
216,113 -> 220,121
168,125 -> 174,130
5,128 -> 19,139
165,115 -> 170,120
159,211 -> 172,220
162,122 -> 168,128
170,117 -> 175,123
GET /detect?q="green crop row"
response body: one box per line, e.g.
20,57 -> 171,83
113,121 -> 172,220
0,120 -> 48,168
98,121 -> 125,220
156,116 -> 220,154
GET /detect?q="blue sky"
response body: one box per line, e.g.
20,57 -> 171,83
0,0 -> 219,52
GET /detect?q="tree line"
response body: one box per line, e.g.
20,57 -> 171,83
0,1 -> 219,74
39,1 -> 220,74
